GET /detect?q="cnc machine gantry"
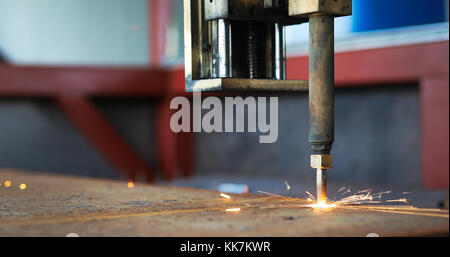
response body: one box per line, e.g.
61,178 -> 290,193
184,0 -> 352,204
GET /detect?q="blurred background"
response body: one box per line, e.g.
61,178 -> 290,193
0,0 -> 448,204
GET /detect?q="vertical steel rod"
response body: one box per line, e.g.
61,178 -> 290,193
274,23 -> 286,80
309,15 -> 334,153
215,19 -> 232,78
309,15 -> 334,203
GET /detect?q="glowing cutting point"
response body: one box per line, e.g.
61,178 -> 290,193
308,202 -> 337,209
127,180 -> 135,189
19,184 -> 27,190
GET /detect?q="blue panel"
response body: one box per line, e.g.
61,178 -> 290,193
353,0 -> 447,32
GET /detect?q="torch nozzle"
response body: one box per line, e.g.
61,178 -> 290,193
316,168 -> 327,204
311,154 -> 331,204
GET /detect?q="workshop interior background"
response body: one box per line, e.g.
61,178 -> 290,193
0,0 -> 448,197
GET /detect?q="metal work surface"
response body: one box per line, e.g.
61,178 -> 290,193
0,170 -> 448,237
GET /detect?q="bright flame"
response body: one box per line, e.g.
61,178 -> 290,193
4,181 -> 12,188
127,181 -> 134,189
220,193 -> 231,199
225,208 -> 241,212
308,202 -> 337,209
19,184 -> 27,190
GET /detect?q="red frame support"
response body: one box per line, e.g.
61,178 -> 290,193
149,0 -> 190,180
421,75 -> 449,188
150,0 -> 172,66
0,62 -> 195,182
155,98 -> 177,180
0,65 -> 168,181
0,65 -> 167,97
57,94 -> 154,182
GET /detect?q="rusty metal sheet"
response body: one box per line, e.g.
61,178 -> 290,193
0,170 -> 448,237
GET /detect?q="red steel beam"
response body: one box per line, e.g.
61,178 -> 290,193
421,75 -> 449,189
149,0 -> 172,65
56,94 -> 155,182
165,42 -> 449,93
156,98 -> 177,180
0,64 -> 167,181
0,65 -> 167,97
177,132 -> 195,178
149,0 -> 190,180
286,41 -> 449,85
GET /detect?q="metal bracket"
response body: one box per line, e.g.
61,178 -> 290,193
289,0 -> 352,18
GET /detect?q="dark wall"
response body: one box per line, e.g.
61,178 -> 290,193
196,85 -> 422,188
0,99 -> 118,178
0,99 -> 157,180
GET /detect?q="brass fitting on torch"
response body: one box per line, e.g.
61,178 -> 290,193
311,154 -> 332,170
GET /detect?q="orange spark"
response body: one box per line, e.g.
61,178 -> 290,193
305,191 -> 316,200
386,198 -> 408,203
4,181 -> 12,188
220,193 -> 231,199
127,180 -> 135,189
333,190 -> 393,205
225,208 -> 241,212
257,191 -> 285,198
19,184 -> 27,190
285,181 -> 291,191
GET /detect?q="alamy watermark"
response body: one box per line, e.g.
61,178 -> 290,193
170,92 -> 279,143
